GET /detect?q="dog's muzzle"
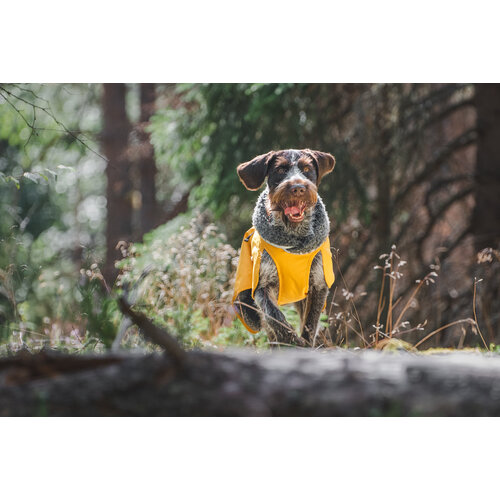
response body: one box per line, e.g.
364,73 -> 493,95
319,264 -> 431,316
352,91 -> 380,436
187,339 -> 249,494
270,178 -> 318,223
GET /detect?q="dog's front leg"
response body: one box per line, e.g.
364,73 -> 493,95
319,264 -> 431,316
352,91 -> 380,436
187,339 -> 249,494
254,288 -> 305,347
301,285 -> 328,345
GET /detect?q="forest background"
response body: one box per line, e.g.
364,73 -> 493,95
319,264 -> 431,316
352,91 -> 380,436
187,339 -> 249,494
0,83 -> 499,352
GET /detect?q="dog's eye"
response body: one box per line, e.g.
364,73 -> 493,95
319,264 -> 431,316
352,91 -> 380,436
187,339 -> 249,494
303,166 -> 310,173
277,167 -> 285,174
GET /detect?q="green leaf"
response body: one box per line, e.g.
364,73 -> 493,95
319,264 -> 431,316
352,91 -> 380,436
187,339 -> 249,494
3,175 -> 20,188
23,172 -> 40,183
44,169 -> 58,179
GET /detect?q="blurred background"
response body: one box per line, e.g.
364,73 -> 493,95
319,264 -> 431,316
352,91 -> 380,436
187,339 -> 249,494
0,83 -> 499,352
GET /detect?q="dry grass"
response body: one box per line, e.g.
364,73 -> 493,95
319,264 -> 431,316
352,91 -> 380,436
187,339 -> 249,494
81,216 -> 499,352
317,244 -> 490,352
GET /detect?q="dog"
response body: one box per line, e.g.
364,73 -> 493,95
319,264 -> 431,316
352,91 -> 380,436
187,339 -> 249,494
232,149 -> 336,346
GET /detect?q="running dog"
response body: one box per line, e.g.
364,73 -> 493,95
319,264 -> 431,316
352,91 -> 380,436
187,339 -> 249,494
232,149 -> 335,346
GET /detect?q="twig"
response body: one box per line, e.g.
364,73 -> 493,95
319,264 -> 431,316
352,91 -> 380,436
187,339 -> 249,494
395,128 -> 477,206
118,296 -> 186,366
417,187 -> 474,262
473,278 -> 489,351
387,251 -> 395,336
367,323 -> 426,347
375,267 -> 386,347
393,274 -> 430,331
332,250 -> 368,346
413,319 -> 476,349
391,224 -> 471,311
0,84 -> 106,161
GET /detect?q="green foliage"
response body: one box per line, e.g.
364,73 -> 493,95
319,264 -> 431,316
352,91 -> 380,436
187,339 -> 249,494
0,83 -> 485,355
118,213 -> 249,348
78,278 -> 120,348
211,320 -> 268,349
151,84 -> 302,214
149,84 -> 366,246
0,84 -> 108,351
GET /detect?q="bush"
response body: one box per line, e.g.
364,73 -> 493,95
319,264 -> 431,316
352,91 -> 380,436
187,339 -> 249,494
118,212 -> 255,348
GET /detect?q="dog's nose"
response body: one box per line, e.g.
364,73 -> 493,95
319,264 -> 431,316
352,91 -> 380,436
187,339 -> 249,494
291,184 -> 306,195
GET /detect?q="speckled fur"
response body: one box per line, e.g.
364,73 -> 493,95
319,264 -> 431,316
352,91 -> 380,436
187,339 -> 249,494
252,188 -> 330,254
253,250 -> 328,345
235,149 -> 335,347
236,191 -> 331,347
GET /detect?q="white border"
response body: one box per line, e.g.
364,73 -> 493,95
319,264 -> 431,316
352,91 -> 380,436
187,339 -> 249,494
2,1 -> 499,82
1,417 -> 498,499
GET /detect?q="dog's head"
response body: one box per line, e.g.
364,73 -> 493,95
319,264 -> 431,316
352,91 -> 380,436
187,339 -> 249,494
237,149 -> 335,223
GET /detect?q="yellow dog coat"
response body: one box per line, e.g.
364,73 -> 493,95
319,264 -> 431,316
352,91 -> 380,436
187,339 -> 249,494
232,228 -> 335,332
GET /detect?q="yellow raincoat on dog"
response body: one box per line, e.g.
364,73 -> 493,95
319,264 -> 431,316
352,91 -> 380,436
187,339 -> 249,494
232,228 -> 335,332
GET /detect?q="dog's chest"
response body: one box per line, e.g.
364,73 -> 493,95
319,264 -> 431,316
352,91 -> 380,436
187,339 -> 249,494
257,250 -> 325,301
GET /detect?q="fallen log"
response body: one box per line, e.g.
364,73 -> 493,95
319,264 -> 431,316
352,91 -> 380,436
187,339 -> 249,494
1,348 -> 500,416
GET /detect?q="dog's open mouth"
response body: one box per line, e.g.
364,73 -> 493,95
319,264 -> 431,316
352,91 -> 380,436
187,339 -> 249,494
284,202 -> 307,222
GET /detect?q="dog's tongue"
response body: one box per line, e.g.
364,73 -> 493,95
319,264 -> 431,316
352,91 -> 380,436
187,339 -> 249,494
284,206 -> 302,216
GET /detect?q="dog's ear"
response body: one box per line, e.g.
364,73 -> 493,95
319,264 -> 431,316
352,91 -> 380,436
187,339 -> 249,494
305,150 -> 336,183
236,151 -> 276,190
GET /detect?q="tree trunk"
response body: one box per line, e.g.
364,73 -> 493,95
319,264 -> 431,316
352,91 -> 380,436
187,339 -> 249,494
472,84 -> 500,251
2,349 -> 500,416
471,85 -> 500,343
102,84 -> 132,284
137,83 -> 158,238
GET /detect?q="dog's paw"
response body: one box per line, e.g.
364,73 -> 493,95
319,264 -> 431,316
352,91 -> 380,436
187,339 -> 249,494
292,335 -> 308,347
268,332 -> 306,348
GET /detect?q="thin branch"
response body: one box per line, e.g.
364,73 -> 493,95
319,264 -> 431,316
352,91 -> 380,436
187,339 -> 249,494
425,175 -> 473,204
394,128 -> 477,206
118,296 -> 186,367
417,187 -> 474,261
0,84 -> 106,161
402,96 -> 474,141
407,84 -> 470,114
422,98 -> 474,129
9,84 -> 51,107
393,272 -> 433,331
391,176 -> 472,250
413,319 -> 476,349
392,224 -> 472,313
339,232 -> 372,277
0,89 -> 33,128
473,278 -> 489,350
332,250 -> 368,346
